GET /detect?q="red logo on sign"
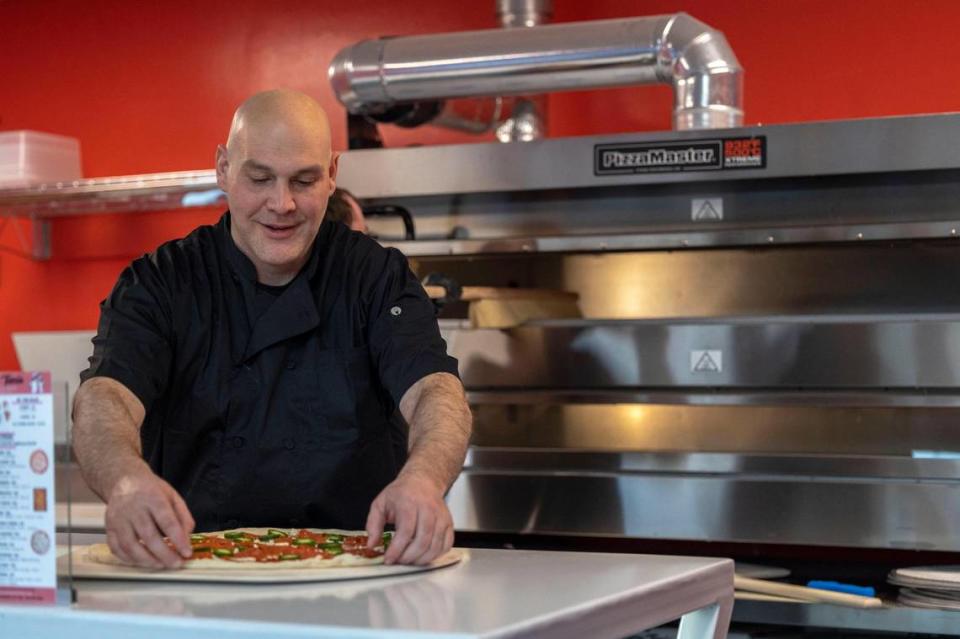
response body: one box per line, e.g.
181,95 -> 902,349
724,139 -> 762,159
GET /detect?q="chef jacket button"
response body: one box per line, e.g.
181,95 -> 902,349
225,519 -> 239,528
284,359 -> 297,370
290,518 -> 300,527
390,305 -> 402,316
231,436 -> 245,449
283,438 -> 296,450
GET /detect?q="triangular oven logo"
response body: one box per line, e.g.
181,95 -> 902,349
690,350 -> 723,373
694,352 -> 719,371
692,199 -> 723,221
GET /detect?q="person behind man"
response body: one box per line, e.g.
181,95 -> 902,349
326,187 -> 368,234
72,89 -> 472,569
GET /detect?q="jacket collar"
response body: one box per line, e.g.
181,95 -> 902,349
219,212 -> 322,285
218,212 -> 325,362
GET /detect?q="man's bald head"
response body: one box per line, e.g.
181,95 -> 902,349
216,89 -> 340,286
225,89 -> 332,160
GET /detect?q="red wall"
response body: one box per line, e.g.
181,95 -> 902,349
2,0 -> 960,369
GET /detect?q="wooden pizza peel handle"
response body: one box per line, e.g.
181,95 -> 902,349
734,576 -> 884,608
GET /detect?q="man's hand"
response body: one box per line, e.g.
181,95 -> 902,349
366,372 -> 470,566
73,378 -> 193,569
104,466 -> 195,569
365,472 -> 453,565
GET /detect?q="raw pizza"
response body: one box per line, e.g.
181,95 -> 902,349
87,528 -> 393,570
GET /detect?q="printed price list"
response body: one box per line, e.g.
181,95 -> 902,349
0,372 -> 55,605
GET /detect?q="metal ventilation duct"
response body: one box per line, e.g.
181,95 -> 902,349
328,12 -> 743,131
496,0 -> 552,28
426,0 -> 553,141
492,0 -> 551,141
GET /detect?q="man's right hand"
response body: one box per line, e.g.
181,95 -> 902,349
104,467 -> 195,569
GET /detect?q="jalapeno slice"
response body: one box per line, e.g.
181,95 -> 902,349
223,531 -> 251,541
292,538 -> 317,546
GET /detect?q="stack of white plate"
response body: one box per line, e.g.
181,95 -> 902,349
889,566 -> 960,610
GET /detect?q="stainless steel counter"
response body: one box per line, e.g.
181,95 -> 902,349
1,548 -> 733,639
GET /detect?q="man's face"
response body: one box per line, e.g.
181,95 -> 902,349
216,121 -> 337,282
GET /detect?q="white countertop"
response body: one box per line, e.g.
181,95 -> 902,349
1,548 -> 733,639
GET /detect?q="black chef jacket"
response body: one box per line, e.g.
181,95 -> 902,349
80,213 -> 459,532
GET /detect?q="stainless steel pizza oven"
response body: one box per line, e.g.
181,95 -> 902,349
337,114 -> 960,564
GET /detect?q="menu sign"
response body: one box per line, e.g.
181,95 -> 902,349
0,372 -> 55,604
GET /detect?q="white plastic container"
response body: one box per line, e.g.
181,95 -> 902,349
0,130 -> 82,189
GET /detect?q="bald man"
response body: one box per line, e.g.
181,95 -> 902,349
73,90 -> 471,569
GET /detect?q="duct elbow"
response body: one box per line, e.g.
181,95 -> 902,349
662,13 -> 744,130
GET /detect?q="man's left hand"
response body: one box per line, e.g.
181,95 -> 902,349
365,472 -> 453,565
